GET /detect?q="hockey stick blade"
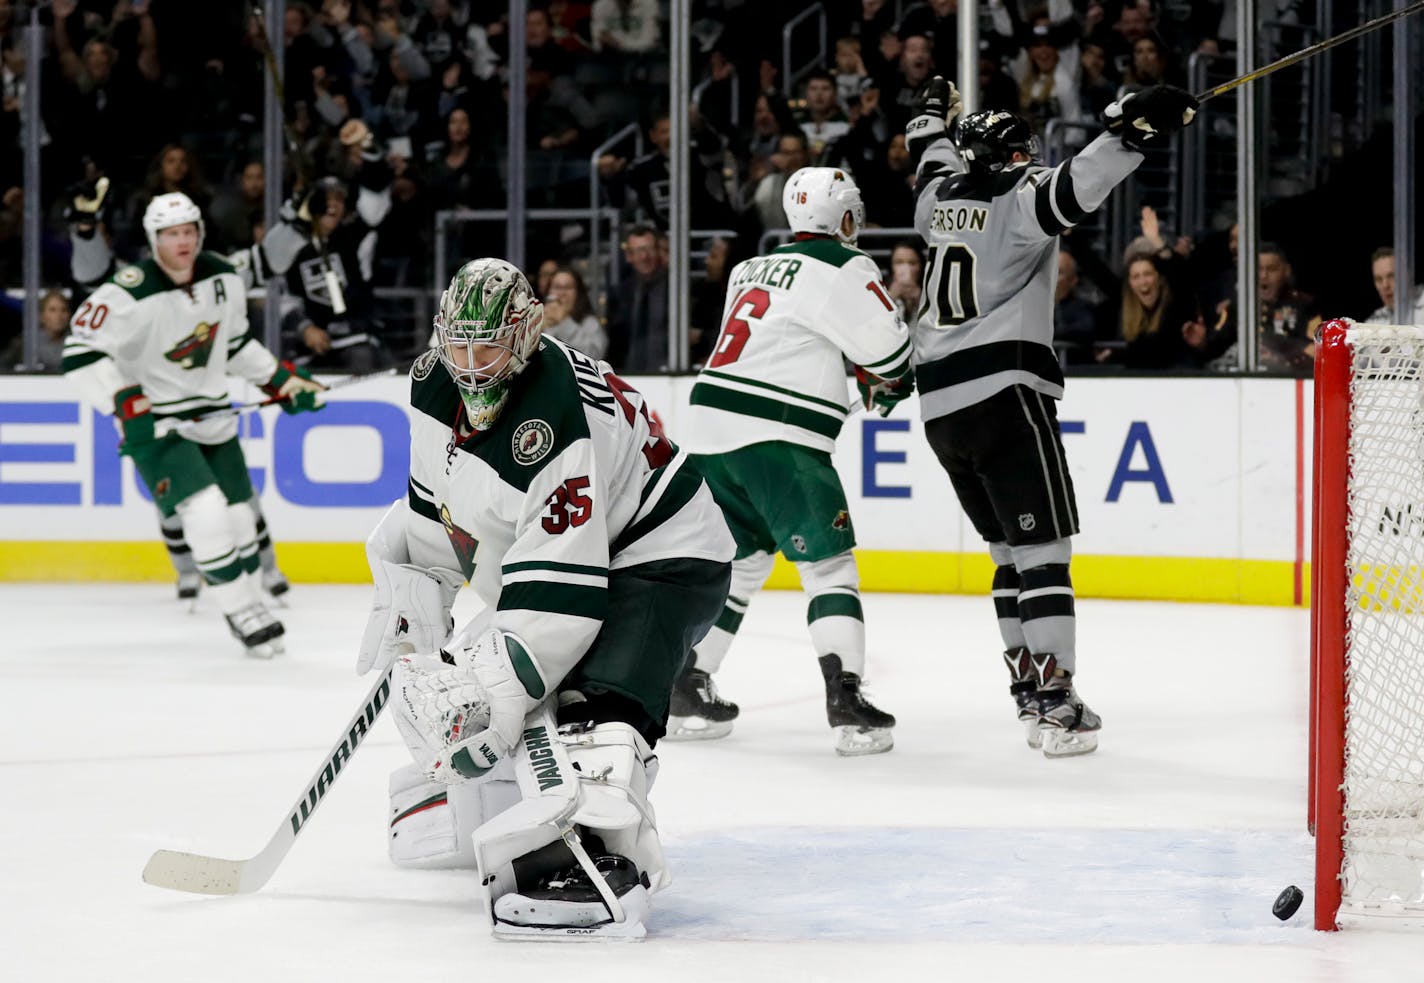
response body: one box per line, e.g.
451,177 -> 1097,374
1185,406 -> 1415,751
142,665 -> 395,896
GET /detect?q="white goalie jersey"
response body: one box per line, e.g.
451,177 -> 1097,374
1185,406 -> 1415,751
395,339 -> 734,689
679,238 -> 911,455
62,254 -> 279,445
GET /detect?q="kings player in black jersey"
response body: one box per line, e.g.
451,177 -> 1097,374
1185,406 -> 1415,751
904,77 -> 1198,756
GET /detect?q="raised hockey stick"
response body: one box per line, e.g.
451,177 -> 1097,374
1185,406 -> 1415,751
1196,0 -> 1424,102
249,3 -> 347,315
184,366 -> 399,423
142,664 -> 394,895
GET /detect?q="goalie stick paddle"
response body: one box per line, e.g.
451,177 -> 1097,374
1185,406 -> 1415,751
142,665 -> 394,896
1196,0 -> 1424,102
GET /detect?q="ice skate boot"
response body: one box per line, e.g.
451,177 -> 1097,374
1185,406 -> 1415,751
820,654 -> 895,756
1004,646 -> 1044,749
225,601 -> 286,659
176,572 -> 201,603
1027,653 -> 1101,758
665,665 -> 738,740
493,852 -> 652,941
261,567 -> 291,602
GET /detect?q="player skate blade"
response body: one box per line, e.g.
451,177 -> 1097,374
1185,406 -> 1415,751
663,715 -> 733,741
834,725 -> 893,756
244,638 -> 284,660
1039,729 -> 1099,758
1024,718 -> 1044,749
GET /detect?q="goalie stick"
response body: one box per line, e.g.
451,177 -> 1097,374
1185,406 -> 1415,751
142,664 -> 394,895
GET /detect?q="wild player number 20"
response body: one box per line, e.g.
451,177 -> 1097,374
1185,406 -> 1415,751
930,244 -> 980,327
709,287 -> 772,367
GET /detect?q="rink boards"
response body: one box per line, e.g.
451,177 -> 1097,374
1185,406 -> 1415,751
0,374 -> 1313,605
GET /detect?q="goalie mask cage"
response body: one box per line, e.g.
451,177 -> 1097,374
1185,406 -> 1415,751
1312,318 -> 1424,931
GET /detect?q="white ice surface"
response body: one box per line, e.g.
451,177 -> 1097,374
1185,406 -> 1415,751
3,584 -> 1420,981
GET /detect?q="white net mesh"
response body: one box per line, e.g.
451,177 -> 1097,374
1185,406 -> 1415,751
1341,324 -> 1424,918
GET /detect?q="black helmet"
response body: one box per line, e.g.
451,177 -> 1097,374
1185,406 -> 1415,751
954,110 -> 1039,177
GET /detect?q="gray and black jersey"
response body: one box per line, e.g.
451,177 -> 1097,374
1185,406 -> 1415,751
911,131 -> 1142,420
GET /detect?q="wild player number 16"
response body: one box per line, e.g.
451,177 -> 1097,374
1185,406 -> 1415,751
708,287 -> 772,367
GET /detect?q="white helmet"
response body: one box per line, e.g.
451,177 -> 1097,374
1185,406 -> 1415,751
143,192 -> 205,257
782,167 -> 864,244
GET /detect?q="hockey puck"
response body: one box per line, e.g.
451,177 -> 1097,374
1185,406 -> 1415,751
1273,885 -> 1304,920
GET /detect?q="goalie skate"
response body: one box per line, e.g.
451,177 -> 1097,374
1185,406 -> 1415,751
492,854 -> 652,942
1027,653 -> 1101,758
225,602 -> 286,659
820,655 -> 895,756
664,666 -> 738,741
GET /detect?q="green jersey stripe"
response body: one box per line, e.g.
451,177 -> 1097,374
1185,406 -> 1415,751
497,581 -> 607,621
410,474 -> 436,497
689,382 -> 844,440
611,459 -> 703,556
861,337 -> 912,372
502,560 -> 609,578
699,369 -> 848,413
407,478 -> 442,524
61,349 -> 108,372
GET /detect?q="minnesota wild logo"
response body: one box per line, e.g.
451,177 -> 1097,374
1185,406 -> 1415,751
439,504 -> 479,581
164,322 -> 220,369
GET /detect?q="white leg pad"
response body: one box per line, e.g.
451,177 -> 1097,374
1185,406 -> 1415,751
387,762 -> 519,870
174,485 -> 260,614
564,722 -> 668,893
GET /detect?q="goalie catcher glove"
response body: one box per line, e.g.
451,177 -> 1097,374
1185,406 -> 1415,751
1102,85 -> 1199,151
905,75 -> 962,161
262,361 -> 327,414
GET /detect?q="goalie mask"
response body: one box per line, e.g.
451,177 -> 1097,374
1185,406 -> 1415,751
142,192 -> 205,257
782,167 -> 865,245
435,258 -> 545,431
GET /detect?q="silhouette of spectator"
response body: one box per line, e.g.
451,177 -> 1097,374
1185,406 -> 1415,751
542,265 -> 608,358
1364,247 -> 1424,323
606,224 -> 669,371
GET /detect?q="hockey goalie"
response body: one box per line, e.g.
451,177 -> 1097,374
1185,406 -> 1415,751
358,258 -> 733,939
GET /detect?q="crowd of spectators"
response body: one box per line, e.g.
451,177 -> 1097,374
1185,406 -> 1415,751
0,0 -> 1411,377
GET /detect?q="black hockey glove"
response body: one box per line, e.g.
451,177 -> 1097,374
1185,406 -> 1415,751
905,75 -> 963,160
64,176 -> 111,240
1102,85 -> 1199,151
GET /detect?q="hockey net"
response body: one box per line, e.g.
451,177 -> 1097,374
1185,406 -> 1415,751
1312,319 -> 1424,930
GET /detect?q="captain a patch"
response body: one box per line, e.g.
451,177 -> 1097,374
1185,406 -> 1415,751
512,419 -> 554,466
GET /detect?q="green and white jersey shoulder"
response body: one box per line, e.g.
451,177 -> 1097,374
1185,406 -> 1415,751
681,237 -> 911,455
402,338 -> 734,685
61,252 -> 277,444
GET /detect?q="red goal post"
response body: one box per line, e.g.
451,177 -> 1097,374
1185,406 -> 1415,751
1311,318 -> 1424,931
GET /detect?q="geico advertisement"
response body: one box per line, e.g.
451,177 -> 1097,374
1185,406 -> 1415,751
0,375 -> 1307,561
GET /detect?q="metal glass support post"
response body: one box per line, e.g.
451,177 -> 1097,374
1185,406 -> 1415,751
506,0 -> 528,271
263,0 -> 286,356
1393,7 -> 1416,326
668,0 -> 690,371
20,1 -> 43,370
958,0 -> 979,115
1236,1 -> 1260,372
